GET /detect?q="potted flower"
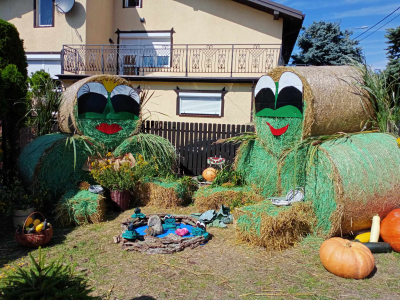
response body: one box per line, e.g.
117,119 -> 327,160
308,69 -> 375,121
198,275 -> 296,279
0,179 -> 35,228
90,153 -> 137,211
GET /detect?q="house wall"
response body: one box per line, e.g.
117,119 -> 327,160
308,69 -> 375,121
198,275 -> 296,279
0,0 -> 88,52
113,0 -> 283,45
61,79 -> 254,125
86,0 -> 115,45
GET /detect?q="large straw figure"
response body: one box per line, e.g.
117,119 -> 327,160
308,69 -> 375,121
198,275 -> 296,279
19,75 -> 176,197
235,66 -> 400,247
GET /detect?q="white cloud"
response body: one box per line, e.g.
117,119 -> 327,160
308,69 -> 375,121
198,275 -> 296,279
329,4 -> 400,19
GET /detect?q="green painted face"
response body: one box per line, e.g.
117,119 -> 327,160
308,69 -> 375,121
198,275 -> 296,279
254,72 -> 304,153
75,81 -> 140,148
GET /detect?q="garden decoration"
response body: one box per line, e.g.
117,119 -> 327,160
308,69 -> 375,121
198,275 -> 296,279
15,211 -> 53,247
114,214 -> 210,254
319,237 -> 375,279
163,215 -> 177,230
202,167 -> 217,182
131,207 -> 146,219
380,208 -> 400,252
19,75 -> 176,207
233,66 -> 400,250
207,157 -> 226,169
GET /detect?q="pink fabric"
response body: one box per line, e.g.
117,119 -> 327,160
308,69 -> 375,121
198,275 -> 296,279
175,228 -> 189,237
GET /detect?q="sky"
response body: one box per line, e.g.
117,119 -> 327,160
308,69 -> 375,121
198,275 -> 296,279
273,0 -> 400,70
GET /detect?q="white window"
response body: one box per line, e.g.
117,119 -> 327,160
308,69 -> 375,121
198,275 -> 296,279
35,0 -> 54,27
179,92 -> 224,116
124,0 -> 141,8
26,54 -> 61,78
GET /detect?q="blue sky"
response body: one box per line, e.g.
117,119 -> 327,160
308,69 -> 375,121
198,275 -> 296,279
273,0 -> 400,70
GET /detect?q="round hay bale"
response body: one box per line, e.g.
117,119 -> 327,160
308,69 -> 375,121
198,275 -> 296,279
18,134 -> 96,197
267,66 -> 374,138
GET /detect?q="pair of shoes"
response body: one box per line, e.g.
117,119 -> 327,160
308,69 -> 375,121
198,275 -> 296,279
270,187 -> 304,206
89,185 -> 104,194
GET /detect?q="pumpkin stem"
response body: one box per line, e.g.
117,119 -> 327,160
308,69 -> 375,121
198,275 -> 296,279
345,242 -> 352,248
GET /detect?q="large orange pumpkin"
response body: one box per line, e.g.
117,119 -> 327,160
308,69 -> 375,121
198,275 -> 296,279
202,167 -> 217,182
319,237 -> 375,279
380,209 -> 400,252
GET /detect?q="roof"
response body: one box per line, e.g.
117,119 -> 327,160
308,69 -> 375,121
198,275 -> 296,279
231,0 -> 305,63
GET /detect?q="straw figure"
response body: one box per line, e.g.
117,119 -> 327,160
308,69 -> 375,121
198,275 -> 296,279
19,75 -> 176,199
234,66 -> 400,249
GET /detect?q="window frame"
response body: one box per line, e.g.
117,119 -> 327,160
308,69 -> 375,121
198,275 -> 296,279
123,0 -> 142,8
34,0 -> 55,28
175,89 -> 227,118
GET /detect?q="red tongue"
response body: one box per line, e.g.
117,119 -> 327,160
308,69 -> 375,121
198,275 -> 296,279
96,123 -> 122,134
266,122 -> 289,136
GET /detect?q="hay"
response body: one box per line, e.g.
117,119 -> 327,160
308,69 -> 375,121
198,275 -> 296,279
234,201 -> 316,251
19,134 -> 98,197
56,189 -> 106,226
267,66 -> 374,138
194,186 -> 264,211
133,178 -> 195,208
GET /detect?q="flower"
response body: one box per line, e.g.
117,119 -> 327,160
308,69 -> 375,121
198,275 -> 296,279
397,138 -> 400,147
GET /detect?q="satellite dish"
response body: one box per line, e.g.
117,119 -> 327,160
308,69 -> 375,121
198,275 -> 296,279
56,0 -> 75,13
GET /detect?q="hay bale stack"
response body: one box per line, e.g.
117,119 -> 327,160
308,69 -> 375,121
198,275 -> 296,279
58,75 -> 136,134
268,66 -> 374,137
56,189 -> 106,226
18,134 -> 95,197
234,201 -> 315,251
194,186 -> 264,211
133,178 -> 195,208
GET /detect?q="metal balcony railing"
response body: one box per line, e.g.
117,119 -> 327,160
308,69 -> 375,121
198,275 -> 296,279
62,44 -> 284,77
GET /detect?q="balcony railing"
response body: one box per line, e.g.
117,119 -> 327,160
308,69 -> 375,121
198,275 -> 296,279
62,44 -> 283,77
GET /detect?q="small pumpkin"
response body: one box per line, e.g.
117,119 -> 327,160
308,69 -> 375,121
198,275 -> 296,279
202,167 -> 217,182
319,237 -> 375,279
380,209 -> 400,252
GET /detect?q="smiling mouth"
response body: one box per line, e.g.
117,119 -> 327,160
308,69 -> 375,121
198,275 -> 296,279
96,123 -> 122,134
266,122 -> 289,136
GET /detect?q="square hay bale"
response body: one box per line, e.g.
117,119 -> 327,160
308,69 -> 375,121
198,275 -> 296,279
56,190 -> 106,226
194,186 -> 264,212
234,201 -> 316,251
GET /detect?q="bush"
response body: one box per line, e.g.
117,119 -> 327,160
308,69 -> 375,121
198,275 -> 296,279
0,247 -> 98,299
210,165 -> 244,188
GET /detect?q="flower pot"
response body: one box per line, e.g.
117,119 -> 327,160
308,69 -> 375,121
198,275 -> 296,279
110,190 -> 130,212
13,207 -> 35,229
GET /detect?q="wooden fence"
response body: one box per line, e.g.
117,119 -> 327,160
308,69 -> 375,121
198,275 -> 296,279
18,121 -> 254,176
142,121 -> 254,175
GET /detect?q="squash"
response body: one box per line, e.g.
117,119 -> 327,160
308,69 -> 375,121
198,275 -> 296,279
355,232 -> 370,243
35,223 -> 44,233
360,242 -> 392,253
202,168 -> 217,182
380,209 -> 400,252
33,219 -> 41,227
26,217 -> 33,226
369,215 -> 380,242
319,237 -> 375,279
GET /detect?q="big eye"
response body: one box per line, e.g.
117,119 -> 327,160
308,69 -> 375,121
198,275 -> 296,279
199,222 -> 206,230
110,85 -> 140,116
196,221 -> 201,227
254,76 -> 276,114
77,83 -> 108,116
276,72 -> 303,115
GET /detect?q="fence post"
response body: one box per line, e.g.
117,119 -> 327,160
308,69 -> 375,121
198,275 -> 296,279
230,45 -> 234,77
185,45 -> 188,77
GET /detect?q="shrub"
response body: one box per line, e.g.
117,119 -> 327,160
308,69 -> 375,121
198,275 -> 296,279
0,247 -> 98,299
210,165 -> 244,188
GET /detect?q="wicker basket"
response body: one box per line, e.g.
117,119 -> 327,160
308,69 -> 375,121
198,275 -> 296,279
15,212 -> 53,247
110,190 -> 130,211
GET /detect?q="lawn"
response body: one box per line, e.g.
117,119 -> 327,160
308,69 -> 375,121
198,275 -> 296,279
1,206 -> 400,300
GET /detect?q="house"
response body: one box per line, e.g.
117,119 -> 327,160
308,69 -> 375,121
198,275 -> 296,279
0,0 -> 304,125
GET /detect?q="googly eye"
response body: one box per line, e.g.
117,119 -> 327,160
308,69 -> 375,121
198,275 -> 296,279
196,221 -> 201,227
199,222 -> 206,230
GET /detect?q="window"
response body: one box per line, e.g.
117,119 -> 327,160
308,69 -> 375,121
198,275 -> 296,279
35,0 -> 54,27
176,91 -> 227,117
123,0 -> 142,8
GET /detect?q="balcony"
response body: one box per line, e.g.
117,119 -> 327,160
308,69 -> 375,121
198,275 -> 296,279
61,44 -> 283,77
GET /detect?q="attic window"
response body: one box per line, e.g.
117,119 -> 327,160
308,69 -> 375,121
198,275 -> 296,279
123,0 -> 142,8
34,0 -> 54,27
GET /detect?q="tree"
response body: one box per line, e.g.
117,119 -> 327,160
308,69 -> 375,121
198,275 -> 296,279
291,21 -> 363,66
0,19 -> 28,183
385,26 -> 400,87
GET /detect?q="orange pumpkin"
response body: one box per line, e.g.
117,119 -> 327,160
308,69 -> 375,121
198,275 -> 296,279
380,209 -> 400,252
202,167 -> 217,182
319,237 -> 375,279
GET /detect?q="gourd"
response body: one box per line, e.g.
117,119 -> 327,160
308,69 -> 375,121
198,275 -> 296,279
202,168 -> 217,182
33,219 -> 41,227
319,237 -> 375,279
35,223 -> 44,233
355,232 -> 370,243
369,215 -> 380,242
26,217 -> 33,226
380,209 -> 400,252
360,242 -> 392,253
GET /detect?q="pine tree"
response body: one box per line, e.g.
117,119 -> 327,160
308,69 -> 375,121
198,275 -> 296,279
385,26 -> 400,86
292,21 -> 363,66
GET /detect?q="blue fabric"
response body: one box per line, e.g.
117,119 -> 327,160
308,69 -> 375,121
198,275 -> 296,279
135,223 -> 195,238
